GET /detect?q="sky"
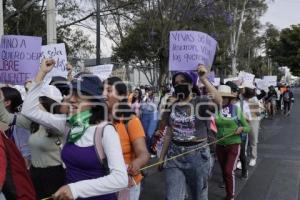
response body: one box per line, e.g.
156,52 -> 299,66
260,0 -> 300,29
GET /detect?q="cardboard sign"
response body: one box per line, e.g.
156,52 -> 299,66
213,77 -> 220,86
169,31 -> 217,71
263,76 -> 277,86
41,43 -> 67,80
255,79 -> 268,90
238,71 -> 255,84
88,64 -> 113,81
0,35 -> 42,85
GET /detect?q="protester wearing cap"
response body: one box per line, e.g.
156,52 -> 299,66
0,76 -> 66,199
158,65 -> 222,200
21,59 -> 128,200
215,85 -> 250,200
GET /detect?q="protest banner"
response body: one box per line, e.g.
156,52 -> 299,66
88,64 -> 113,81
0,35 -> 42,85
255,79 -> 268,90
41,43 -> 67,80
263,76 -> 277,86
238,71 -> 255,84
169,31 -> 217,71
213,77 -> 220,86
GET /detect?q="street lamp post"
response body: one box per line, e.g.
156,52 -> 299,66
0,0 -> 4,36
46,0 -> 57,44
96,0 -> 101,65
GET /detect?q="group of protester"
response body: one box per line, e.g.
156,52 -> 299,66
0,58 -> 295,200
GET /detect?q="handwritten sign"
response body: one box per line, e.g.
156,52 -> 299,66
41,43 -> 67,80
88,64 -> 113,81
213,77 -> 220,86
255,79 -> 268,90
263,76 -> 277,86
169,31 -> 217,71
0,35 -> 42,85
238,71 -> 255,84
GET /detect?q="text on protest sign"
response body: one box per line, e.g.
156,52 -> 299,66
169,31 -> 217,71
41,43 -> 67,80
0,35 -> 42,85
88,64 -> 113,81
238,71 -> 255,84
263,76 -> 277,86
255,79 -> 268,90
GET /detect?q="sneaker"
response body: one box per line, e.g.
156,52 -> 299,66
150,154 -> 157,158
249,159 -> 256,167
236,161 -> 242,170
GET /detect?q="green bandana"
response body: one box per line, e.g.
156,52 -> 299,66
67,110 -> 92,143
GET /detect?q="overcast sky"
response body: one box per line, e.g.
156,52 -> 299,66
261,0 -> 300,29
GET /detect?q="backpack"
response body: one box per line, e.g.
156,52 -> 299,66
0,132 -> 35,200
93,121 -> 114,171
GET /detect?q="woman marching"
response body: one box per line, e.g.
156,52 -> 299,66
215,85 -> 250,200
158,65 -> 222,200
104,77 -> 150,200
0,84 -> 66,199
21,59 -> 128,200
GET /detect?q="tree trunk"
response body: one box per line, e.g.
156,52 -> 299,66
158,53 -> 168,88
230,0 -> 248,76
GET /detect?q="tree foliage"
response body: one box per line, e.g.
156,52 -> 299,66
268,24 -> 300,76
109,0 -> 269,85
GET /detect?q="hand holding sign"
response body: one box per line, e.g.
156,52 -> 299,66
197,64 -> 208,80
41,58 -> 56,74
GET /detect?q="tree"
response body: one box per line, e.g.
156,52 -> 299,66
219,0 -> 268,76
268,24 -> 300,76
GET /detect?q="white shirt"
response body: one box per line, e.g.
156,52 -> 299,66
22,81 -> 128,199
235,100 -> 252,121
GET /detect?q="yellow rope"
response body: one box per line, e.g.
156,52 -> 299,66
140,133 -> 235,171
41,133 -> 236,200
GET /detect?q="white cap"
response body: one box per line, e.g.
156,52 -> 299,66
40,85 -> 63,103
218,85 -> 236,98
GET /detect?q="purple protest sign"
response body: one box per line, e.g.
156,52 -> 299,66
0,35 -> 42,85
169,31 -> 217,71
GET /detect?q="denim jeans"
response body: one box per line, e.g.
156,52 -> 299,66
165,144 -> 210,200
0,193 -> 6,200
141,111 -> 158,150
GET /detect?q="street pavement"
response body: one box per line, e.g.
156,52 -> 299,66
140,88 -> 300,200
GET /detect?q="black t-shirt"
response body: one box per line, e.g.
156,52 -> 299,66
165,96 -> 214,142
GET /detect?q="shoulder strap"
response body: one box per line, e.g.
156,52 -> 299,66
94,121 -> 114,165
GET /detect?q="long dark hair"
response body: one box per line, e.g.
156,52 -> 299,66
1,87 -> 23,113
132,88 -> 142,104
105,77 -> 134,122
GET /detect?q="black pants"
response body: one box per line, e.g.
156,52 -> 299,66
30,165 -> 65,200
284,101 -> 291,114
239,137 -> 248,176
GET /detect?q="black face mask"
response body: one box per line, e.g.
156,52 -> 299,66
174,84 -> 190,100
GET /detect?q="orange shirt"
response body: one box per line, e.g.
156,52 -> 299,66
114,116 -> 146,184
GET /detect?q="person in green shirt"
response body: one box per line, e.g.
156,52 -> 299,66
215,85 -> 250,200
